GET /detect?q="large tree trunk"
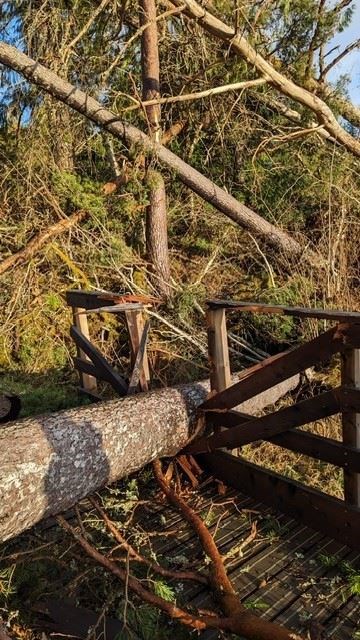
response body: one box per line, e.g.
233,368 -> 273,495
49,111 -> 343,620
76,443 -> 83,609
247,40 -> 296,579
0,373 -> 298,542
140,0 -> 171,299
0,42 -> 312,262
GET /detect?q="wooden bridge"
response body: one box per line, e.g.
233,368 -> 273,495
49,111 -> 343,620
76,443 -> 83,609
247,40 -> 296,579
64,292 -> 360,639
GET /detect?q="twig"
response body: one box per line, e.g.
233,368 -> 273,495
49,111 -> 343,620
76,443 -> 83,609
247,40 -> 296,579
62,0 -> 111,61
56,515 -> 233,633
89,497 -> 208,584
224,521 -> 258,562
147,309 -> 207,354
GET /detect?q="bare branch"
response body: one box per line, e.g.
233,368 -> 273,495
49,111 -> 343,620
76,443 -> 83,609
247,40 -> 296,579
321,37 -> 360,79
123,76 -> 268,111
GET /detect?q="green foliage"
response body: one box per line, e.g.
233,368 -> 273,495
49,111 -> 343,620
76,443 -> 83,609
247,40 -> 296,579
52,171 -> 106,217
244,597 -> 270,611
153,580 -> 176,603
118,605 -> 174,640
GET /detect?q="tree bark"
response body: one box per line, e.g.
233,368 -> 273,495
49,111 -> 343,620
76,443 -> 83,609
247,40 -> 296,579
0,372 -> 298,541
145,170 -> 171,296
0,42 -> 311,262
140,0 -> 171,299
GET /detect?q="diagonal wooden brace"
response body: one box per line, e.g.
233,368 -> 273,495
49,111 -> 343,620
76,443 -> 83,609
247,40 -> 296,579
186,388 -> 343,454
201,323 -> 360,412
71,326 -> 128,396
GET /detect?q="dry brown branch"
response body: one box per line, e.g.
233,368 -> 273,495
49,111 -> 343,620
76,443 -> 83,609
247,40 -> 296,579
0,209 -> 88,277
161,119 -> 187,144
152,459 -> 304,640
169,0 -> 360,157
89,496 -> 208,584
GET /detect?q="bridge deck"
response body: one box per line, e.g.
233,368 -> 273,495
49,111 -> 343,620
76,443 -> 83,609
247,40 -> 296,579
145,476 -> 360,639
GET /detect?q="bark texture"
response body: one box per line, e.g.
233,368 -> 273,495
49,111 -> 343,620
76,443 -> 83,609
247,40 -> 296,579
0,373 -> 298,541
141,0 -> 172,299
145,171 -> 171,297
0,42 -> 309,261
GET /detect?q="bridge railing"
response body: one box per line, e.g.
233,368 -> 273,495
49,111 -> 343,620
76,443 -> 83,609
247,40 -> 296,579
186,299 -> 360,548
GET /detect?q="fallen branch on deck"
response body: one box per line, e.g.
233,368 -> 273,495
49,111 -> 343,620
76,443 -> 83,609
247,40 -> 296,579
56,462 -> 304,640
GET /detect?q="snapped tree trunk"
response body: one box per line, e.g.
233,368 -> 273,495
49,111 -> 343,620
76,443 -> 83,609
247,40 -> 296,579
0,42 -> 312,263
140,0 -> 171,299
0,373 -> 298,542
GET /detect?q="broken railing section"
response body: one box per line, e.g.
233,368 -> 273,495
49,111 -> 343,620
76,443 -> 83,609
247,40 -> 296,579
66,290 -> 151,399
186,299 -> 360,548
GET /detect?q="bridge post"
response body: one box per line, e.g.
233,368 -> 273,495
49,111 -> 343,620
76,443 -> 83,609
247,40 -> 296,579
206,307 -> 231,393
72,306 -> 98,394
341,346 -> 360,506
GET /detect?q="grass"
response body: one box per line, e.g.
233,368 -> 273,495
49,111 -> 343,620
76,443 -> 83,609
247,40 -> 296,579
0,369 -> 91,418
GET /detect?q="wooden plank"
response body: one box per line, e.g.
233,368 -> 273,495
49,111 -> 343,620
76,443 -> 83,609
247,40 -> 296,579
74,357 -> 127,391
125,309 -> 150,391
66,289 -> 119,311
206,308 -> 231,393
198,451 -> 360,548
127,320 -> 150,394
70,326 -> 128,396
341,348 -> 360,506
36,598 -> 137,640
80,303 -> 145,313
206,298 -> 360,323
187,388 -> 342,454
71,307 -> 98,393
202,324 -> 360,412
206,409 -> 360,472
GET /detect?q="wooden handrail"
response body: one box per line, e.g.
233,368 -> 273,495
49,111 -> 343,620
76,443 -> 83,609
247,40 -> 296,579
201,300 -> 360,518
206,298 -> 360,322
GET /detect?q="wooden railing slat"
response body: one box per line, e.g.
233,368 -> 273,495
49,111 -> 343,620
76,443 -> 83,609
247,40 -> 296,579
206,299 -> 360,323
202,324 -> 360,412
341,348 -> 360,506
71,326 -> 128,396
187,388 -> 342,453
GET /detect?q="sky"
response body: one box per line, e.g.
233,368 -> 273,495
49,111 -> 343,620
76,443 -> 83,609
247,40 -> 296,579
327,0 -> 360,105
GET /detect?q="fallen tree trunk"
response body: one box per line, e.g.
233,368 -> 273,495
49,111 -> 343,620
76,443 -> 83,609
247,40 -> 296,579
0,42 -> 310,261
0,373 -> 298,541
